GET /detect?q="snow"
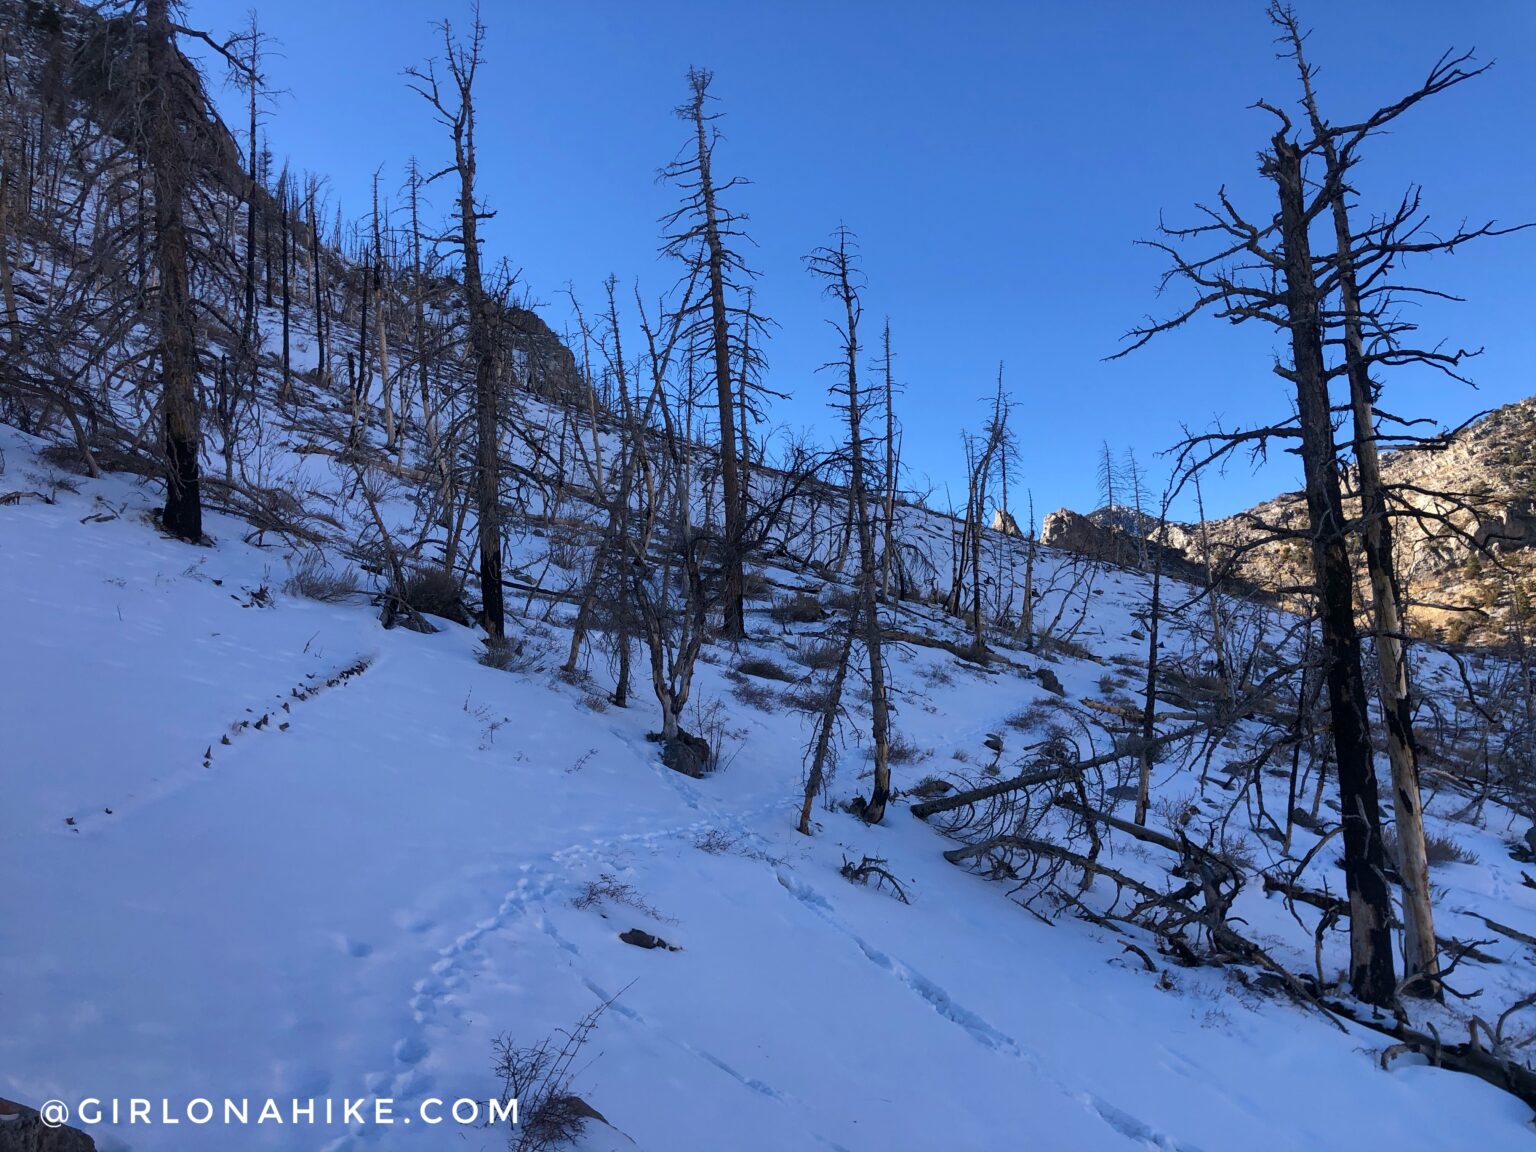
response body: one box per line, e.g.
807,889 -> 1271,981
4,424 -> 1535,1152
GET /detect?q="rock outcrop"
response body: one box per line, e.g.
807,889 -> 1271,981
1042,397 -> 1536,646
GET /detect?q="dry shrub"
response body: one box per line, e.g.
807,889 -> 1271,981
911,775 -> 954,799
880,733 -> 931,765
737,655 -> 794,681
731,676 -> 779,711
284,551 -> 358,602
479,635 -> 539,674
493,1002 -> 610,1152
771,592 -> 826,625
693,829 -> 740,854
571,873 -> 663,919
742,567 -> 774,601
795,638 -> 843,671
1381,827 -> 1480,868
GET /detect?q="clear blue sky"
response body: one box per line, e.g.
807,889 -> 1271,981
187,1 -> 1535,521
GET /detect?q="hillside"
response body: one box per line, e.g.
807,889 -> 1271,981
6,422 -> 1536,1151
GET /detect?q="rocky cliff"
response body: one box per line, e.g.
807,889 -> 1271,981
1042,397 -> 1536,647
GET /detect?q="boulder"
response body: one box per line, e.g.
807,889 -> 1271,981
658,730 -> 712,778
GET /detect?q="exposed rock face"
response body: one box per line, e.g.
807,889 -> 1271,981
1041,509 -> 1142,567
1044,397 -> 1536,646
992,509 -> 1022,536
505,305 -> 583,404
1040,508 -> 1191,575
0,1099 -> 96,1151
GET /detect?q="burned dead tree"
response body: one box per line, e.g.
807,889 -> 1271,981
660,68 -> 765,640
1111,128 -> 1397,1005
407,12 -> 506,639
807,228 -> 893,823
1268,1 -> 1530,998
145,0 -> 205,541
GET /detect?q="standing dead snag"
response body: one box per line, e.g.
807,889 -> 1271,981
806,228 -> 892,823
1272,129 -> 1395,1007
660,68 -> 764,639
1135,487 -> 1172,827
1112,107 -> 1397,1008
144,0 -> 202,542
407,12 -> 506,640
1267,1 -> 1531,996
798,603 -> 858,835
878,319 -> 902,600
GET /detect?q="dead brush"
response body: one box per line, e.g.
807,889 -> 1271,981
283,550 -> 358,603
479,635 -> 540,674
730,675 -> 779,712
571,873 -> 665,920
398,565 -> 467,623
840,855 -> 910,904
878,733 -> 931,765
770,591 -> 826,625
736,655 -> 795,681
693,829 -> 740,854
794,637 -> 844,671
493,998 -> 613,1152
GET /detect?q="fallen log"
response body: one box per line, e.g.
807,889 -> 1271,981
911,764 -> 1078,820
909,722 -> 1214,820
1464,913 -> 1536,952
1325,999 -> 1536,1115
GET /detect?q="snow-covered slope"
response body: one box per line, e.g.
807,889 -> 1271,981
5,424 -> 1535,1152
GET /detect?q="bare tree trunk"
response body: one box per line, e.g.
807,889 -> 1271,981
1270,133 -> 1396,1007
799,605 -> 857,835
147,0 -> 202,543
0,153 -> 20,350
410,18 -> 504,639
1331,156 -> 1439,1001
278,170 -> 292,403
368,171 -> 396,451
1272,25 -> 1441,997
682,72 -> 745,638
240,30 -> 260,395
1135,506 -> 1167,826
880,320 -> 898,599
1017,493 -> 1037,650
1194,476 -> 1230,702
736,287 -> 753,527
308,182 -> 327,386
810,229 -> 890,822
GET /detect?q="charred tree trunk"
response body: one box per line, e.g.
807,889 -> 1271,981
681,72 -> 745,638
1270,134 -> 1396,1007
810,230 -> 891,823
410,19 -> 505,639
146,0 -> 202,543
1282,26 -> 1442,998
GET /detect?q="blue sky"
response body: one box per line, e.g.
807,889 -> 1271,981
188,1 -> 1535,521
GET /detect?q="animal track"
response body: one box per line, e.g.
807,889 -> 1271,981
772,866 -> 1206,1152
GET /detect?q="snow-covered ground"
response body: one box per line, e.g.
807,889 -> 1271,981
3,421 -> 1535,1151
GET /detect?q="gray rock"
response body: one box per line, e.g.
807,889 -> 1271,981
1035,667 -> 1066,697
620,928 -> 679,951
658,730 -> 711,778
0,1099 -> 96,1152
